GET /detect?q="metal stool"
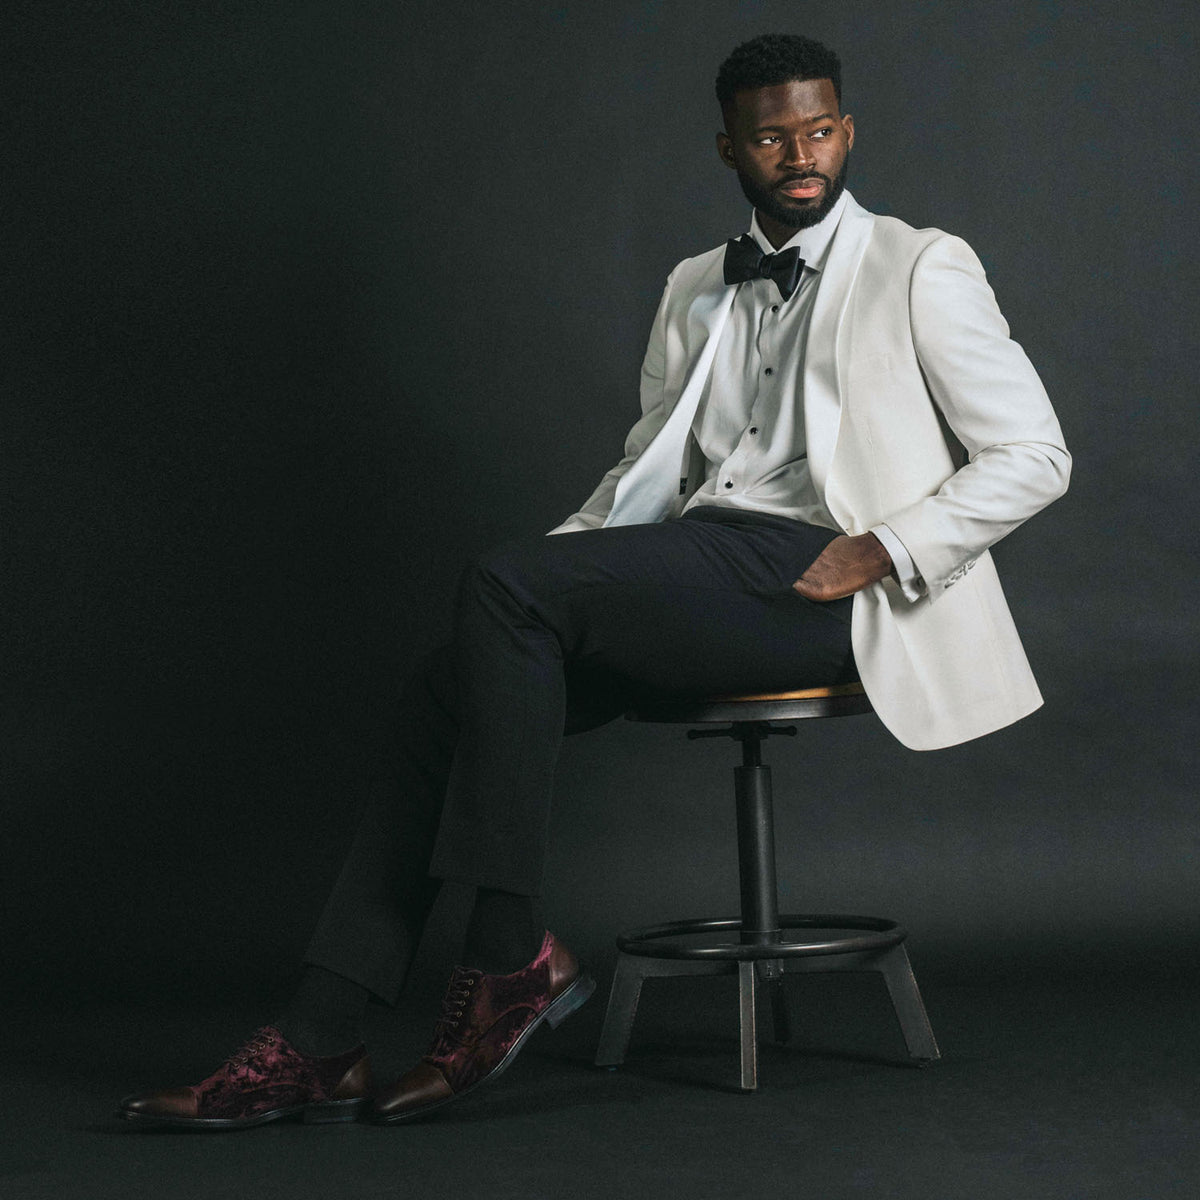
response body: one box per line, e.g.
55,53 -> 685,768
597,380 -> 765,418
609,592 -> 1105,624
594,681 -> 941,1090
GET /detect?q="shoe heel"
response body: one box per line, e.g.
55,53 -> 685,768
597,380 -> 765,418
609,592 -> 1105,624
302,1098 -> 368,1124
545,973 -> 596,1030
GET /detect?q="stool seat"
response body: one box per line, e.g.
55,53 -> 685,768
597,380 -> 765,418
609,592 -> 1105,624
627,680 -> 872,725
595,678 -> 940,1091
715,681 -> 867,701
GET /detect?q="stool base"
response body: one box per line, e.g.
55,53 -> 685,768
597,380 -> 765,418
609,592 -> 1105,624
595,915 -> 941,1091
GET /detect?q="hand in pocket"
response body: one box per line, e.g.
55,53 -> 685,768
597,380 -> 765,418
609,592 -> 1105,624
793,533 -> 893,602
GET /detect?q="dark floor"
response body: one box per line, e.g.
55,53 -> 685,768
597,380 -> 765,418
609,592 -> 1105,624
2,967 -> 1196,1200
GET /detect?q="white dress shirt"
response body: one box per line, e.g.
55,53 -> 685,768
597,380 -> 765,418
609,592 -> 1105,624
683,192 -> 924,598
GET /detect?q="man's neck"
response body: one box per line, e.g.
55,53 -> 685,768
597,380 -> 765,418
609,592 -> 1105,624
756,211 -> 804,250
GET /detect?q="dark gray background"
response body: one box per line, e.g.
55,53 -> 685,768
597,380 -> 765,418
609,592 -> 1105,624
4,0 -> 1197,1010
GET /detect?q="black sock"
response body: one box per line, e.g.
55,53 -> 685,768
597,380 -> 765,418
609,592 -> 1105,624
460,887 -> 543,975
277,965 -> 370,1056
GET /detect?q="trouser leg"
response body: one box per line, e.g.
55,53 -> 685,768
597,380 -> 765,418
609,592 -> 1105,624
302,646 -> 459,1003
303,643 -> 627,1002
429,510 -> 854,896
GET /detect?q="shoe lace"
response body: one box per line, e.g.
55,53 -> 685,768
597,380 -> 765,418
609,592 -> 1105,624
224,1027 -> 276,1070
432,970 -> 479,1038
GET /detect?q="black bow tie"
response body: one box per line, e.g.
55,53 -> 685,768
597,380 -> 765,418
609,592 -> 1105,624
723,235 -> 806,301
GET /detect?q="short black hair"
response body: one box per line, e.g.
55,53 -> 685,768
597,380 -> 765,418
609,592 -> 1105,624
715,34 -> 842,116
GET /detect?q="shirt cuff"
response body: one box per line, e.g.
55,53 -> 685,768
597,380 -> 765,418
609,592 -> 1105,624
869,524 -> 926,602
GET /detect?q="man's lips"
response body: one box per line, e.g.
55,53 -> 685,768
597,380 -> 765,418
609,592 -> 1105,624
777,178 -> 825,199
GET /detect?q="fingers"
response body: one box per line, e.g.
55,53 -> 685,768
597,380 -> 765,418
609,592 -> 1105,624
792,533 -> 893,602
792,573 -> 854,602
792,554 -> 850,601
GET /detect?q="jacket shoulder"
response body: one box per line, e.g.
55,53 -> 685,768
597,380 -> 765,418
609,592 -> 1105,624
663,242 -> 726,291
866,210 -> 959,263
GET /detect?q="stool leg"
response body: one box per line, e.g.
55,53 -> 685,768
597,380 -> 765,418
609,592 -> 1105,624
768,975 -> 791,1044
876,944 -> 941,1062
756,958 -> 791,1043
738,960 -> 758,1091
594,954 -> 647,1068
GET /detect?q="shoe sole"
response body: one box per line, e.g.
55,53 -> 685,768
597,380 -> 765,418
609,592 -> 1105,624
373,971 -> 597,1124
118,1096 -> 368,1131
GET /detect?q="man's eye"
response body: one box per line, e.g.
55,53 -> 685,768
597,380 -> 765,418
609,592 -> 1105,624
757,136 -> 781,145
812,128 -> 832,139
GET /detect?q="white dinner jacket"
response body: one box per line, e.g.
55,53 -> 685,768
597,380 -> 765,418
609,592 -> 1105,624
549,195 -> 1071,750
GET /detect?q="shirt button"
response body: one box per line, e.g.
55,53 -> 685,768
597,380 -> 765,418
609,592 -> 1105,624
749,427 -> 758,435
763,367 -> 774,376
771,305 -> 779,312
724,480 -> 733,489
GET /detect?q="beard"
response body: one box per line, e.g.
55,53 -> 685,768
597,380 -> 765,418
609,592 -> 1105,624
736,153 -> 850,231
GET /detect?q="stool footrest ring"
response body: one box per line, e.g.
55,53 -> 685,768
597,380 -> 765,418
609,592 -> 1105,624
616,914 -> 907,961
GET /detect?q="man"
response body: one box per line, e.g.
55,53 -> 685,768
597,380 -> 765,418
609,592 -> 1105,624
120,33 -> 1069,1128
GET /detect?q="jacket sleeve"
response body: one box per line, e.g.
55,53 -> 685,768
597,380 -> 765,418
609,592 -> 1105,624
882,235 -> 1071,599
547,272 -> 675,534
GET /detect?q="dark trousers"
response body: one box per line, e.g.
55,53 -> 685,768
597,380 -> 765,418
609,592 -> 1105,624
303,507 -> 856,1003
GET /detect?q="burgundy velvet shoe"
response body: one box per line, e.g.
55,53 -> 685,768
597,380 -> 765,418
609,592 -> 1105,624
373,930 -> 594,1124
119,1026 -> 372,1130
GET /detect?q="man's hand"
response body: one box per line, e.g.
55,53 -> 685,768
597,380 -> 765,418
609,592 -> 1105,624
793,532 -> 893,602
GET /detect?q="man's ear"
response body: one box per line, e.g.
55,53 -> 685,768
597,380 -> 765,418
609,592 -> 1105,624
716,131 -> 737,170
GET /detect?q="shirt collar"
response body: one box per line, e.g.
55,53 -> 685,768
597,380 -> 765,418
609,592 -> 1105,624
748,188 -> 851,272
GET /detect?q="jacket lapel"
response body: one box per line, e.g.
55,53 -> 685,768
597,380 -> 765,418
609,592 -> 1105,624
803,197 -> 875,523
605,260 -> 735,526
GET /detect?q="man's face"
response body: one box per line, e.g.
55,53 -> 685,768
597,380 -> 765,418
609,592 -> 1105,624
717,78 -> 854,238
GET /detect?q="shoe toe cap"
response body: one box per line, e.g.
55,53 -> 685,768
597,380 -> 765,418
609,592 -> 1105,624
121,1087 -> 198,1119
372,1062 -> 453,1121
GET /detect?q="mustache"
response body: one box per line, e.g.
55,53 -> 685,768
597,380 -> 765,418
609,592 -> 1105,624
774,172 -> 831,189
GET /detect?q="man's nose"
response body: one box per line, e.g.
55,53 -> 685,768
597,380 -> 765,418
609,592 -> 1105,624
780,135 -> 814,168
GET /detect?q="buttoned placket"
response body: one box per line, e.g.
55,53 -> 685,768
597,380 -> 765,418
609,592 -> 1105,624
719,280 -> 791,494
